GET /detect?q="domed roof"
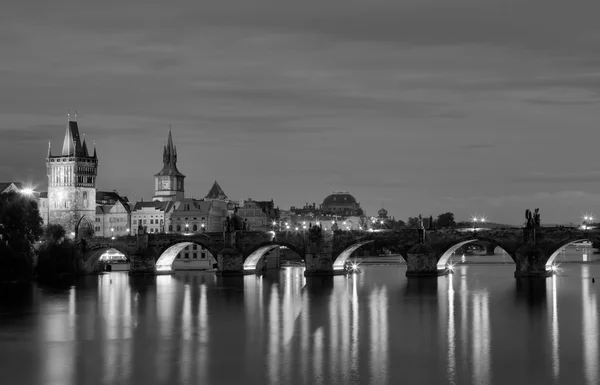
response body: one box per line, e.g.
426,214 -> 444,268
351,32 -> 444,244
378,207 -> 388,216
322,191 -> 357,206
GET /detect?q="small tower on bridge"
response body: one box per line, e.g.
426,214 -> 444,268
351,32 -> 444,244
153,127 -> 185,202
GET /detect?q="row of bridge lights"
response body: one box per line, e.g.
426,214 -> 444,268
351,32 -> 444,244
272,219 -> 385,232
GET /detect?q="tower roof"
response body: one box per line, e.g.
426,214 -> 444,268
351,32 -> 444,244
205,181 -> 227,200
62,120 -> 84,156
154,127 -> 185,177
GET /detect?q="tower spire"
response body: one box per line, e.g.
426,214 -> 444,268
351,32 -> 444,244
93,141 -> 97,158
47,140 -> 52,157
81,133 -> 89,157
62,112 -> 75,156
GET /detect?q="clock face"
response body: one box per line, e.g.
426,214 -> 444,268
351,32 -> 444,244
162,179 -> 170,189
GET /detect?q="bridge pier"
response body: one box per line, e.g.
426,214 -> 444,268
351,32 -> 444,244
215,248 -> 246,276
304,253 -> 346,276
405,244 -> 448,277
514,246 -> 553,278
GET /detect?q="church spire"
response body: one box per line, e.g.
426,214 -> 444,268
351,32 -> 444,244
47,141 -> 52,158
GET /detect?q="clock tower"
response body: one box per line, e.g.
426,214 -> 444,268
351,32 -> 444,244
153,128 -> 185,201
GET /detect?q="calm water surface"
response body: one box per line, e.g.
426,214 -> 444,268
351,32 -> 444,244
1,262 -> 599,385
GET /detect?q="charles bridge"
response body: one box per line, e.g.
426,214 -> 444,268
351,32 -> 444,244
81,226 -> 600,278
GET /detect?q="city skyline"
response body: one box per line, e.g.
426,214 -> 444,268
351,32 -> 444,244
2,0 -> 600,224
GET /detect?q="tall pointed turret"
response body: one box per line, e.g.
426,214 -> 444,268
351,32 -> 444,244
153,126 -> 185,202
93,141 -> 97,158
81,134 -> 89,157
47,141 -> 52,158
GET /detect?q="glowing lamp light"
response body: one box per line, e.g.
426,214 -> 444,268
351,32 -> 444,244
21,187 -> 34,196
351,263 -> 359,271
295,227 -> 299,231
111,236 -> 115,240
550,264 -> 558,272
286,225 -> 290,229
369,228 -> 374,232
272,221 -> 276,226
126,228 -> 130,232
111,228 -> 114,232
447,263 -> 455,271
303,225 -> 307,229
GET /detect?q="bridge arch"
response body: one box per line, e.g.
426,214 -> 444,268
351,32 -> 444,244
546,238 -> 591,269
243,242 -> 304,271
83,245 -> 130,272
332,240 -> 374,271
75,215 -> 94,239
156,240 -> 218,272
436,236 -> 515,270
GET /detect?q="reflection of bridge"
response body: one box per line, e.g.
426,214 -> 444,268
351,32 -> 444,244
82,227 -> 600,277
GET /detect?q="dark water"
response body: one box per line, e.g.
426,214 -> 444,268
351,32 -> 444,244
1,264 -> 599,385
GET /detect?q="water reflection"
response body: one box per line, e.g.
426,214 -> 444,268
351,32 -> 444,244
2,265 -> 600,385
582,266 -> 598,385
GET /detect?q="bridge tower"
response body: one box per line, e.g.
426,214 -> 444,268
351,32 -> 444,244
46,113 -> 97,236
152,127 -> 185,202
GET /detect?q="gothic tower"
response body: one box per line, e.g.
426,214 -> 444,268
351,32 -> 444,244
46,114 -> 97,237
153,128 -> 185,201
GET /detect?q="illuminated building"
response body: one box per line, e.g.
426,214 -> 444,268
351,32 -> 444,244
321,191 -> 363,217
45,115 -> 98,236
94,191 -> 131,237
152,128 -> 185,202
236,198 -> 279,231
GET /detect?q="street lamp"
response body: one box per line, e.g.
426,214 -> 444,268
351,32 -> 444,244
110,227 -> 114,238
472,217 -> 478,232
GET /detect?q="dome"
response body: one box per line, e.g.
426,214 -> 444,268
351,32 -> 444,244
322,191 -> 357,206
378,207 -> 388,217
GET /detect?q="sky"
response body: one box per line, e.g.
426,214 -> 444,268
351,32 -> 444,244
2,0 -> 600,225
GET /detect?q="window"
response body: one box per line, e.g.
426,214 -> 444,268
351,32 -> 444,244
176,225 -> 181,231
193,224 -> 197,231
168,225 -> 173,231
201,253 -> 206,259
193,244 -> 197,250
193,253 -> 198,259
150,219 -> 154,224
184,253 -> 189,259
83,191 -> 88,207
133,220 -> 137,225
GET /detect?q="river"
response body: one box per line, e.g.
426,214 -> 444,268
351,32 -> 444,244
1,254 -> 599,385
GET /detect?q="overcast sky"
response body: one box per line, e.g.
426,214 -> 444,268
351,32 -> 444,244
2,0 -> 600,225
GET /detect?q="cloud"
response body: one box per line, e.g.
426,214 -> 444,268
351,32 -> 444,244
511,171 -> 600,184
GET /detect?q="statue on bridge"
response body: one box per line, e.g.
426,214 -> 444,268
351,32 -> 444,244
524,208 -> 541,243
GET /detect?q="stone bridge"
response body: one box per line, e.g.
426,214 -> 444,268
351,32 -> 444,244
81,227 -> 600,278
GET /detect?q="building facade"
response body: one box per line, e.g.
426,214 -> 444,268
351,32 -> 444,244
46,117 -> 98,236
320,191 -> 363,216
153,129 -> 185,202
236,198 -> 279,231
131,201 -> 171,235
172,244 -> 217,270
94,191 -> 131,237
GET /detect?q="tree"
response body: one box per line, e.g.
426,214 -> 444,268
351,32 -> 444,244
436,212 -> 456,228
0,191 -> 43,280
407,217 -> 420,229
43,223 -> 66,243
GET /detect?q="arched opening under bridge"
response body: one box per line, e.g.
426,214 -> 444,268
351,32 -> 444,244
437,239 -> 514,270
546,238 -> 593,269
332,240 -> 374,271
84,246 -> 130,273
243,243 -> 304,272
156,242 -> 217,272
